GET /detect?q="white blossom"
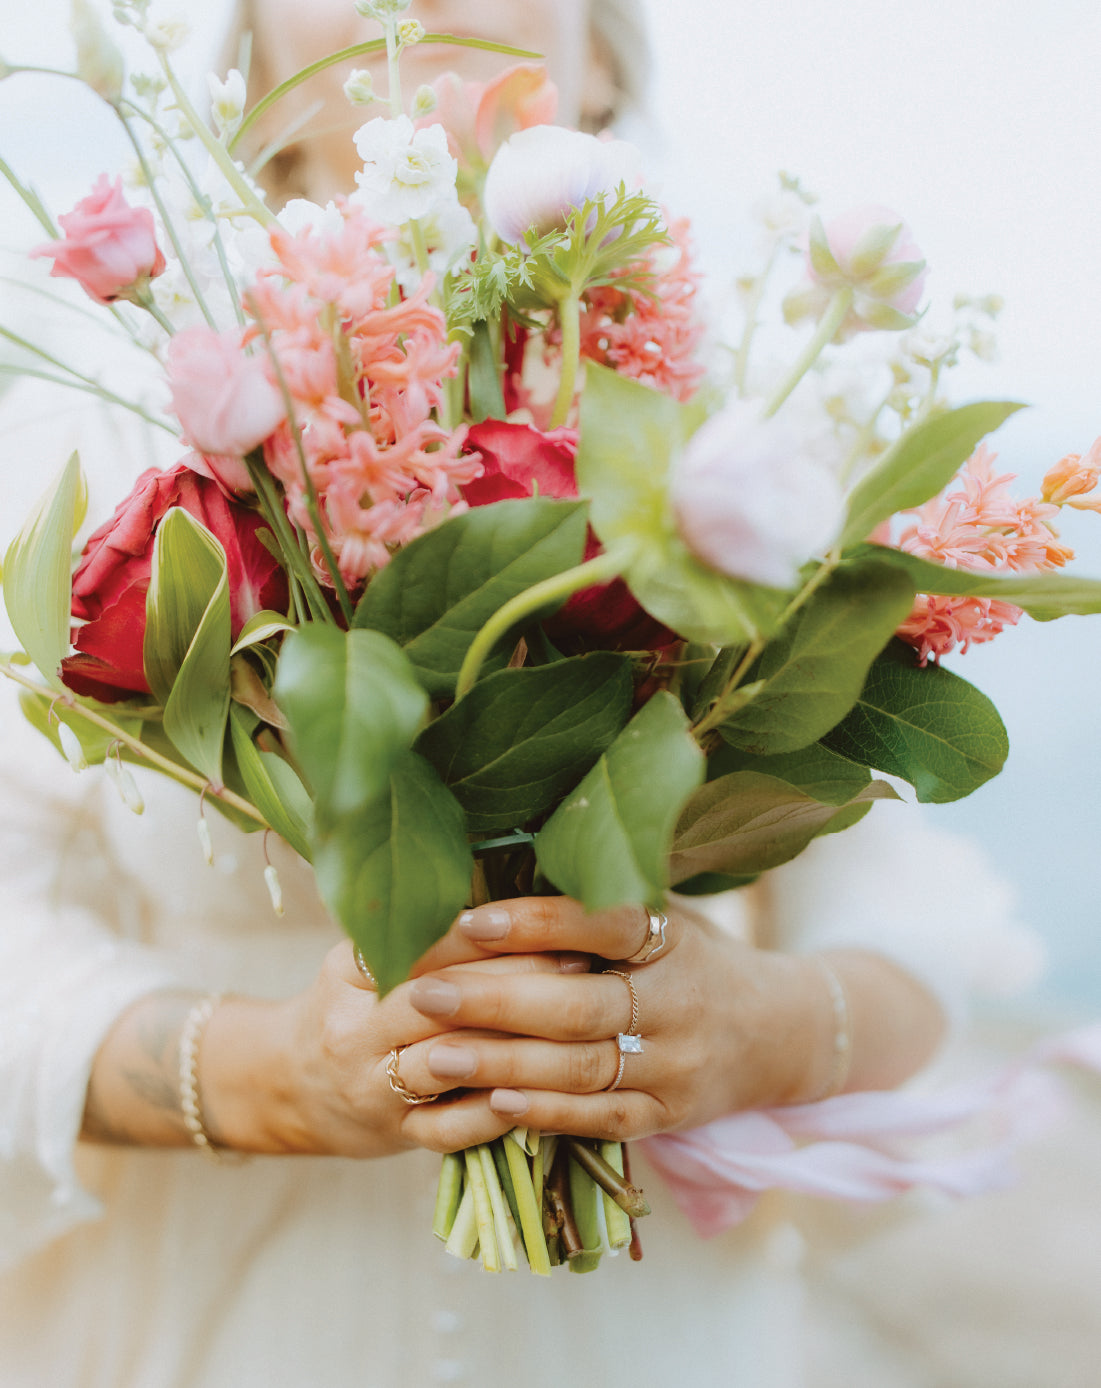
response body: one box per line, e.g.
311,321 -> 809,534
208,68 -> 246,137
352,116 -> 457,226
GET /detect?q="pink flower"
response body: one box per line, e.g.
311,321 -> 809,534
30,175 -> 166,305
423,63 -> 558,168
167,326 -> 286,463
1042,436 -> 1101,512
785,205 -> 927,333
483,126 -> 641,245
672,401 -> 845,589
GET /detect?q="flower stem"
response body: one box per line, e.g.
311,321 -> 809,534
454,547 -> 630,700
443,1182 -> 478,1260
567,1153 -> 603,1273
385,19 -> 403,117
763,285 -> 853,418
464,1146 -> 500,1272
599,1141 -> 633,1250
504,1133 -> 552,1276
549,291 -> 582,429
2,662 -> 267,826
479,1143 -> 518,1271
432,1152 -> 464,1242
566,1138 -> 650,1218
734,241 -> 781,397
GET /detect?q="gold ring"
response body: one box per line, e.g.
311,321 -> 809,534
623,907 -> 668,965
603,969 -> 643,1092
386,1046 -> 440,1106
353,946 -> 377,988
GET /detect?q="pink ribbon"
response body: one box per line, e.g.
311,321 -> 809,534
641,1021 -> 1101,1237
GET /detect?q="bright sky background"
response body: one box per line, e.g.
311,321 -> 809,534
2,0 -> 1100,1003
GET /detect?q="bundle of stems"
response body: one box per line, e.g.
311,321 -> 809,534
432,1131 -> 649,1274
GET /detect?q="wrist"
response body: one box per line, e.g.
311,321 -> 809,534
199,996 -> 303,1154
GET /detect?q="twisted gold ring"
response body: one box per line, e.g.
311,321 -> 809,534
386,1045 -> 440,1106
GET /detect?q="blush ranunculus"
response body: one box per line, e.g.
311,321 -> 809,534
483,126 -> 641,246
30,175 -> 166,306
61,463 -> 289,703
462,420 -> 669,650
167,326 -> 286,462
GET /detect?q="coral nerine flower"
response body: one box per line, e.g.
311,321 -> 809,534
240,205 -> 479,586
895,444 -> 1074,662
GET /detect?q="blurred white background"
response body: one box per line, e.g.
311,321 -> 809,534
1,0 -> 1099,1005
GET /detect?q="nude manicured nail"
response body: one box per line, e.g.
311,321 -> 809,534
458,907 -> 511,941
557,953 -> 589,973
428,1044 -> 477,1079
490,1088 -> 529,1117
409,978 -> 461,1017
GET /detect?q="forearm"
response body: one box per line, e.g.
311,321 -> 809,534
80,991 -> 296,1153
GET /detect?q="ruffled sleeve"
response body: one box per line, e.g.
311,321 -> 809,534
0,700 -> 186,1271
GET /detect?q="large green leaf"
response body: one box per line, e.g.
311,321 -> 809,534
576,364 -> 787,646
273,625 -> 428,816
313,751 -> 473,995
716,557 -> 916,755
3,451 -> 84,688
415,653 -> 634,832
850,544 -> 1101,621
354,498 -> 588,697
229,706 -> 313,861
145,510 -> 231,782
840,401 -> 1024,549
707,739 -> 872,806
669,771 -> 899,883
535,691 -> 704,909
820,638 -> 1008,802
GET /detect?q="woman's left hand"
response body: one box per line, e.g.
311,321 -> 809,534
396,898 -> 829,1142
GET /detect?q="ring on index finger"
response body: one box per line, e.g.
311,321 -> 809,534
622,907 -> 668,965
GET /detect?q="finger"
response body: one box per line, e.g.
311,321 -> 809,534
486,1086 -> 667,1143
408,1032 -> 644,1096
407,968 -> 639,1042
415,898 -> 678,974
398,1091 -> 521,1154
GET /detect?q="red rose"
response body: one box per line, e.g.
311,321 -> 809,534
61,462 -> 288,703
462,420 -> 670,651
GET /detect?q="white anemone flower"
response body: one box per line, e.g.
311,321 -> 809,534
671,400 -> 845,590
352,116 -> 457,226
483,125 -> 642,246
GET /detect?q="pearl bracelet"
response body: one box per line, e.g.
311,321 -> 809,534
808,958 -> 853,1102
178,992 -> 229,1160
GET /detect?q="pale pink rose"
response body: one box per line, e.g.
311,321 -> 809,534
31,175 -> 166,305
167,327 -> 286,461
672,401 -> 845,589
483,125 -> 641,246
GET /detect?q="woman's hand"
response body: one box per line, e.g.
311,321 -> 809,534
391,898 -> 946,1143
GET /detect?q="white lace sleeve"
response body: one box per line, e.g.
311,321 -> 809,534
764,794 -> 1046,1027
0,700 -> 185,1271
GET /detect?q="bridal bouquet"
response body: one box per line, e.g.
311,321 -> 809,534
5,0 -> 1101,1274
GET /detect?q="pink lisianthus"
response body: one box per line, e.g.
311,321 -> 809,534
893,443 -> 1074,662
672,401 -> 845,590
784,204 -> 927,333
483,126 -> 641,246
461,420 -> 670,650
60,463 -> 288,703
167,326 -> 286,464
421,63 -> 558,169
30,175 -> 166,306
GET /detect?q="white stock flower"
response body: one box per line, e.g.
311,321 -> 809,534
208,68 -> 246,136
352,116 -> 457,225
483,125 -> 641,246
144,13 -> 189,51
386,190 -> 476,292
671,400 -> 845,590
343,69 -> 376,106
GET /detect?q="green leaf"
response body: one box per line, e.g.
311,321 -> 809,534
415,653 -> 634,832
669,772 -> 899,884
576,364 -> 786,645
466,320 -> 507,423
840,402 -> 1024,549
851,544 -> 1101,621
17,687 -> 142,766
231,611 -> 294,654
820,638 -> 1009,802
535,691 -> 704,909
716,557 -> 916,755
354,499 -> 588,698
707,739 -> 873,806
3,451 -> 84,688
273,626 -> 428,817
313,751 -> 473,995
229,706 -> 313,861
144,510 -> 232,782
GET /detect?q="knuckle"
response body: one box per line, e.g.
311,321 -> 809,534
562,987 -> 604,1041
567,1043 -> 610,1093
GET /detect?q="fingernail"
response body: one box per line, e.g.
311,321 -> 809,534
557,952 -> 590,974
490,1088 -> 529,1117
458,907 -> 511,942
428,1044 -> 477,1079
409,978 -> 461,1017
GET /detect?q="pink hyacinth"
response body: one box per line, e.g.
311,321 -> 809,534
244,204 -> 479,587
31,175 -> 166,306
895,444 -> 1074,662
